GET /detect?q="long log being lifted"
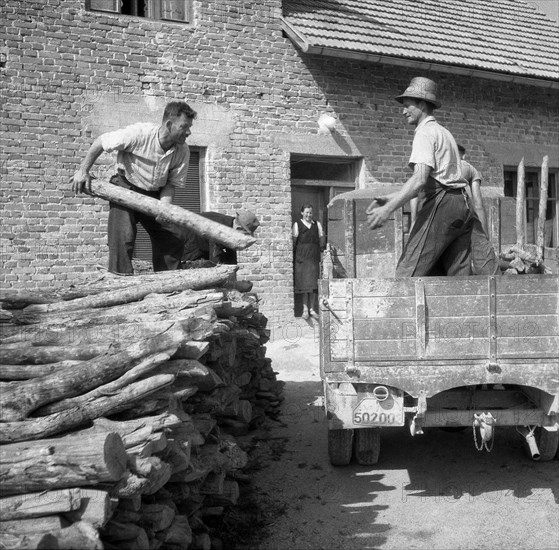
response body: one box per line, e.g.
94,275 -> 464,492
0,328 -> 185,421
89,179 -> 255,251
19,265 -> 237,317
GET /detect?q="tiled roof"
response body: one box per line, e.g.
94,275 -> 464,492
282,0 -> 559,83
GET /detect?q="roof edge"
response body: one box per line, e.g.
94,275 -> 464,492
281,17 -> 310,53
281,18 -> 559,90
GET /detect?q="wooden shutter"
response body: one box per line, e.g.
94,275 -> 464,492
89,0 -> 121,13
133,149 -> 201,261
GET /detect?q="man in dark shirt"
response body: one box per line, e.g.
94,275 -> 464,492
181,210 -> 260,265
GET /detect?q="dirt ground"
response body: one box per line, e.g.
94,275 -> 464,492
234,318 -> 559,550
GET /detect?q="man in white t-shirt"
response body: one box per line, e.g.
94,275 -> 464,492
71,101 -> 196,275
367,77 -> 474,276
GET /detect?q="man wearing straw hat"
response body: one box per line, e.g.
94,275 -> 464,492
367,77 -> 474,276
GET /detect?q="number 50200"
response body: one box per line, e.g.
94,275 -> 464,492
354,411 -> 396,424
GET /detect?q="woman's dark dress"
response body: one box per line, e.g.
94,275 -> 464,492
294,219 -> 320,293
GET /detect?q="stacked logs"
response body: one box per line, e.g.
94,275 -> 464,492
0,266 -> 283,550
499,245 -> 552,275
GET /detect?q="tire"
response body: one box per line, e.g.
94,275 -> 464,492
521,427 -> 559,462
535,428 -> 559,462
353,428 -> 381,465
328,429 -> 353,466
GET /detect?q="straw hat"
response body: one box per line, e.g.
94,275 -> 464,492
395,77 -> 441,109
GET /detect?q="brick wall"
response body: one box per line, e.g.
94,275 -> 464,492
1,0 -> 558,322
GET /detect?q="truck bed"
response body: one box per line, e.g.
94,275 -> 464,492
319,274 -> 559,398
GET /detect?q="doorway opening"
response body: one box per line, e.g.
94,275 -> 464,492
290,154 -> 360,317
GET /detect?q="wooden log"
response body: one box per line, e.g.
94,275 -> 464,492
0,489 -> 82,521
0,375 -> 176,443
0,432 -> 127,496
12,289 -> 224,327
109,473 -> 149,499
1,328 -> 185,421
36,352 -> 171,415
155,515 -> 192,546
516,157 -> 526,249
156,360 -> 224,391
161,439 -> 191,475
64,489 -> 116,529
21,265 -> 237,316
506,244 -> 539,263
102,521 -> 145,542
116,496 -> 141,512
0,361 -> 82,381
0,309 -> 14,323
52,521 -> 103,550
200,472 -> 225,496
114,530 -> 150,550
191,533 -> 212,550
140,503 -> 175,532
91,411 -> 188,436
536,155 -> 549,260
127,432 -> 168,457
0,291 -> 61,309
4,308 -> 216,348
0,344 -> 110,365
206,480 -> 239,506
172,340 -> 210,360
108,397 -> 173,420
0,533 -> 59,549
0,515 -> 66,534
141,457 -> 173,496
111,509 -> 141,524
146,384 -> 198,404
89,179 -> 255,251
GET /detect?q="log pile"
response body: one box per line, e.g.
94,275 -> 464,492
499,155 -> 553,275
0,266 -> 283,549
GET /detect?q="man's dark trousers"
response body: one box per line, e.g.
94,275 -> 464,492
107,172 -> 185,275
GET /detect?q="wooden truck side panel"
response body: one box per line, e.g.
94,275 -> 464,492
319,275 -> 559,398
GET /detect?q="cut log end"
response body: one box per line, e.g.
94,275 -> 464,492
104,432 -> 129,480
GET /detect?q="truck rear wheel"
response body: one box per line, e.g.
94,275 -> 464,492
534,428 -> 559,462
328,429 -> 353,466
354,428 -> 381,465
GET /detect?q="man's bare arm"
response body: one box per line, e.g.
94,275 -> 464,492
470,179 -> 487,233
70,137 -> 104,194
367,163 -> 431,230
159,184 -> 175,205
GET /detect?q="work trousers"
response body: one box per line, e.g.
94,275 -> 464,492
470,217 -> 499,275
396,188 -> 474,277
107,172 -> 185,275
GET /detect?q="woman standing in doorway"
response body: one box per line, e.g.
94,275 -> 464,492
293,204 -> 325,319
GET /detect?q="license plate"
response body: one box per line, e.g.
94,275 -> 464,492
352,395 -> 404,426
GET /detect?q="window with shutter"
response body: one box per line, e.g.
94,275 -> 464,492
87,0 -> 192,22
133,148 -> 204,260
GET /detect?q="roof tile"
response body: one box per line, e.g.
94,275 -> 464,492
283,0 -> 559,80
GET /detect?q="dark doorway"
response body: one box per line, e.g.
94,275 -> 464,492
290,155 -> 360,317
